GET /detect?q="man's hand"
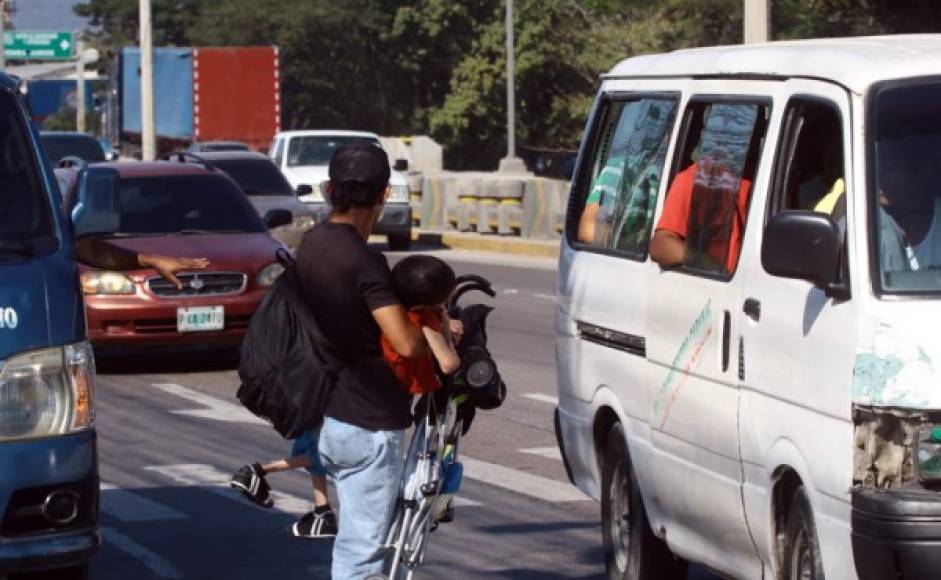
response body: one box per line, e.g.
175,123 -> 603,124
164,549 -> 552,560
448,318 -> 464,346
139,254 -> 210,290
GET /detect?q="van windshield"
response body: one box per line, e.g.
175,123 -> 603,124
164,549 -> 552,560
873,79 -> 941,293
0,90 -> 55,258
286,136 -> 380,167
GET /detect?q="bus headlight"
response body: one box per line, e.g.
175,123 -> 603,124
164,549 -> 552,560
0,342 -> 96,441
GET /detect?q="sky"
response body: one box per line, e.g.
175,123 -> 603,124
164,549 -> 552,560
10,0 -> 89,32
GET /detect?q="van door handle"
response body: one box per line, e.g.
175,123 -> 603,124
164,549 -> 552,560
743,298 -> 761,322
722,310 -> 731,372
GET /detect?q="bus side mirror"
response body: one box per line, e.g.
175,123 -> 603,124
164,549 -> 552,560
71,167 -> 121,238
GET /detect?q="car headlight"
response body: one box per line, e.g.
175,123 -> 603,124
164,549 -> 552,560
81,271 -> 135,295
389,184 -> 410,202
0,342 -> 96,441
257,263 -> 285,287
916,426 -> 941,480
292,215 -> 316,232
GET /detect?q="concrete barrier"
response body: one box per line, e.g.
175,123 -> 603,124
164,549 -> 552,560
417,171 -> 568,240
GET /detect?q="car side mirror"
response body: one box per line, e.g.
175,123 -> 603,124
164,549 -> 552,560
264,208 -> 293,230
295,184 -> 313,197
71,167 -> 121,238
761,210 -> 848,299
393,158 -> 409,172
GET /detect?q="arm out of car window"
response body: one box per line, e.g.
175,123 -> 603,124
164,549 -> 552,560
372,304 -> 427,358
75,238 -> 209,290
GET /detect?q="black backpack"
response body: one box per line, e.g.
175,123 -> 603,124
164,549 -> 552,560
237,253 -> 341,439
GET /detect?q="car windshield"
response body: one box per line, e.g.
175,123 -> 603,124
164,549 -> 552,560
0,91 -> 55,254
110,174 -> 266,236
873,79 -> 941,293
41,133 -> 105,164
286,135 -> 380,167
211,158 -> 294,197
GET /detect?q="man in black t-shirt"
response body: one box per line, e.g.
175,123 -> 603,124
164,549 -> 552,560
295,144 -> 426,579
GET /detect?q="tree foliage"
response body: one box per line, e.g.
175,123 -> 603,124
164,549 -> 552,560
74,0 -> 941,170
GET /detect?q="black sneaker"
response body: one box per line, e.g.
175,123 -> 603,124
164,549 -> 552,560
230,463 -> 273,508
289,508 -> 338,539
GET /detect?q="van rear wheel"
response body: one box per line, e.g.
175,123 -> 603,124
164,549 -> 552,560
601,423 -> 686,580
782,485 -> 826,580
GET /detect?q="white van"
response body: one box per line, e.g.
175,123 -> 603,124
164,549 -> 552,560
555,35 -> 941,580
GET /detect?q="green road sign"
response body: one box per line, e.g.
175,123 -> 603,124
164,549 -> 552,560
3,31 -> 74,60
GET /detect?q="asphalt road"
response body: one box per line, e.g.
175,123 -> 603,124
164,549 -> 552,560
87,245 -> 608,579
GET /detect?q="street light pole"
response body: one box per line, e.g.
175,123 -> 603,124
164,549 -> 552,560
139,0 -> 156,160
498,0 -> 525,174
743,0 -> 770,44
76,37 -> 85,133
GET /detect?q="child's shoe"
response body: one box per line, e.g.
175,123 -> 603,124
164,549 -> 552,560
230,463 -> 274,508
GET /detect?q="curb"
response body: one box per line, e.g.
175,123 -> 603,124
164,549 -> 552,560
410,229 -> 560,259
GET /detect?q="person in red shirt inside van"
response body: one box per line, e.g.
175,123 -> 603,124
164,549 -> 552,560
650,150 -> 753,274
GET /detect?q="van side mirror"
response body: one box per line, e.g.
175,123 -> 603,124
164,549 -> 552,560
761,211 -> 848,299
264,208 -> 293,229
71,167 -> 121,238
295,184 -> 313,197
393,158 -> 408,172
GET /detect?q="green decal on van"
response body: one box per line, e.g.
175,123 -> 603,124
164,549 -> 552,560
654,300 -> 713,427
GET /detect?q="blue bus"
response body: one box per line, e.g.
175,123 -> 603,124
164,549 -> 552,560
0,71 -> 99,579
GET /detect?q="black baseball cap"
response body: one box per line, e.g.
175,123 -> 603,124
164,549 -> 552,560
328,143 -> 391,192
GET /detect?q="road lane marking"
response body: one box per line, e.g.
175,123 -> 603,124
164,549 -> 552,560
454,497 -> 482,507
460,456 -> 588,502
100,483 -> 187,522
151,382 -> 267,425
502,288 -> 520,295
144,463 -> 312,514
519,447 -> 563,461
102,526 -> 182,579
522,393 -> 559,406
532,293 -> 557,301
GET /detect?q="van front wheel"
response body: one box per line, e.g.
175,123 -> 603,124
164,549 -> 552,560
782,486 -> 826,580
601,423 -> 686,580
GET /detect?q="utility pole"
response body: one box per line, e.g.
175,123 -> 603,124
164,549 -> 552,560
1,0 -> 6,70
498,0 -> 525,173
76,37 -> 85,133
743,0 -> 770,44
139,0 -> 156,160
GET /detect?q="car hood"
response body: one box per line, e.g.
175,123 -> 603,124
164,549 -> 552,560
248,195 -> 313,218
283,165 -> 408,188
93,233 -> 283,273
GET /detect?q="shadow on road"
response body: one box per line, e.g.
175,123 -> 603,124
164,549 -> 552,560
94,347 -> 240,375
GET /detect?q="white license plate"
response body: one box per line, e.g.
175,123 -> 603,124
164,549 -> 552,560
177,306 -> 225,332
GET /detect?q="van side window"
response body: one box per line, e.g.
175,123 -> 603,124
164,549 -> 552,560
774,100 -> 845,216
575,97 -> 677,257
652,101 -> 769,277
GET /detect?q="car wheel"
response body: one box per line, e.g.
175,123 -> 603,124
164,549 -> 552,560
388,234 -> 411,251
601,423 -> 686,580
782,486 -> 826,580
11,562 -> 89,580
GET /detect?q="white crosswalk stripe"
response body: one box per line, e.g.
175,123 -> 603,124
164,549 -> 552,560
522,392 -> 559,406
144,463 -> 313,514
100,483 -> 187,522
519,447 -> 563,461
151,382 -> 267,425
102,526 -> 183,579
461,457 -> 588,502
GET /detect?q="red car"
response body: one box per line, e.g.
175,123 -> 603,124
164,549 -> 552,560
57,160 -> 290,349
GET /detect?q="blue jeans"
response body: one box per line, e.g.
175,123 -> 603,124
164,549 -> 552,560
318,417 -> 405,580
